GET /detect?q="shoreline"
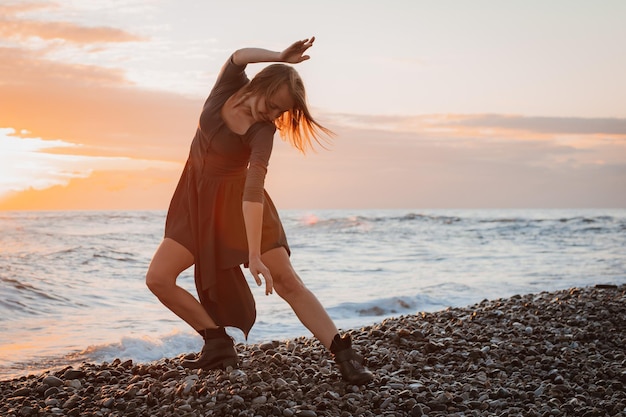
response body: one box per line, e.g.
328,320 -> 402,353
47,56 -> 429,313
2,284 -> 625,416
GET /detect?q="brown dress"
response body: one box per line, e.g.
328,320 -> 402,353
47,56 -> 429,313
164,56 -> 290,338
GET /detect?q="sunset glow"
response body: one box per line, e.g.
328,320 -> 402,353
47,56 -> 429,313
1,1 -> 625,210
1,128 -> 85,193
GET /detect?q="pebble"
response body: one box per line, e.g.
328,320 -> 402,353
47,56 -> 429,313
11,387 -> 30,397
42,376 -> 63,387
62,369 -> 85,380
252,395 -> 267,404
1,285 -> 624,417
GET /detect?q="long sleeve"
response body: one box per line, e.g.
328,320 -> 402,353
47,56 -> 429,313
243,124 -> 276,202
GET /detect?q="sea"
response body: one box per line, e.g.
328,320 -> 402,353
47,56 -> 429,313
1,209 -> 625,380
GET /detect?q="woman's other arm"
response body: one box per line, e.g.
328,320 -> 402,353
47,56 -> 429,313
243,201 -> 273,295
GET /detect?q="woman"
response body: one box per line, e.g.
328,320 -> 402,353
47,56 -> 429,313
146,37 -> 373,385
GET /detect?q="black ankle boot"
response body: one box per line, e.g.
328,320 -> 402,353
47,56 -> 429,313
181,328 -> 238,370
330,334 -> 374,385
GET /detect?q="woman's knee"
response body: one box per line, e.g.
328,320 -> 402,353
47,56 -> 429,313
145,267 -> 172,297
145,238 -> 193,297
273,270 -> 306,298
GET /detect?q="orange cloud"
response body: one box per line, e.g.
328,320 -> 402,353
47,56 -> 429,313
0,2 -> 56,15
0,169 -> 179,211
0,46 -> 201,161
0,3 -> 145,44
265,123 -> 626,209
0,5 -> 197,210
0,2 -> 190,160
328,113 -> 626,138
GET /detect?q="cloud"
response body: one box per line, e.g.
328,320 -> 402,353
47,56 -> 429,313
326,113 -> 626,137
0,2 -> 145,44
0,3 -> 206,210
0,45 -> 201,161
441,114 -> 626,136
0,2 -> 187,160
0,2 -> 55,15
0,46 -> 128,86
263,115 -> 626,209
0,128 -> 181,197
0,168 -> 179,211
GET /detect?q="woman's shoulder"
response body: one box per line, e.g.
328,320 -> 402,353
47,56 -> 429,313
242,121 -> 276,146
211,56 -> 249,96
248,121 -> 277,136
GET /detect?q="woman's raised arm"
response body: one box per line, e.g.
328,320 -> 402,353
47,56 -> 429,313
232,37 -> 315,66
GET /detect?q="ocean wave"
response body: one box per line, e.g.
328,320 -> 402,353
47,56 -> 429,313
70,330 -> 202,365
327,292 -> 461,320
92,250 -> 138,263
298,211 -> 621,230
41,246 -> 139,263
0,276 -> 68,303
0,275 -> 72,318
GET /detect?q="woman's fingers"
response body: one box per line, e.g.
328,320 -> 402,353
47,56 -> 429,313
252,265 -> 273,295
253,271 -> 262,287
282,37 -> 316,63
264,271 -> 274,295
258,269 -> 273,295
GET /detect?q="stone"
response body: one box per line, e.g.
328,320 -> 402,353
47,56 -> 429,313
295,411 -> 317,417
62,369 -> 85,380
42,376 -> 64,387
101,398 -> 115,408
252,395 -> 267,405
11,387 -> 31,397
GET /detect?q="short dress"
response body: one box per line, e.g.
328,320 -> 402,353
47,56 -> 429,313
164,56 -> 290,338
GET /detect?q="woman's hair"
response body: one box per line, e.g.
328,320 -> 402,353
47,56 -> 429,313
243,64 -> 333,153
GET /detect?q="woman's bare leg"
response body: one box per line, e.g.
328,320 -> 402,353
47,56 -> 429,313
146,238 -> 217,331
261,247 -> 338,348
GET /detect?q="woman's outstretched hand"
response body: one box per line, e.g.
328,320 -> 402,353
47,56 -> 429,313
280,37 -> 315,63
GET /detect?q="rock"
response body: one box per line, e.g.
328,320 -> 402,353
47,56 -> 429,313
411,404 -> 424,416
62,394 -> 80,409
160,369 -> 180,381
534,384 -> 546,397
380,397 -> 393,409
62,369 -> 85,380
295,411 -> 317,417
101,397 -> 115,408
44,398 -> 59,407
65,379 -> 81,389
120,359 -> 133,368
252,395 -> 267,405
11,387 -> 31,397
44,386 -> 60,398
42,376 -> 64,387
19,406 -> 35,416
260,341 -> 277,351
497,387 -> 511,398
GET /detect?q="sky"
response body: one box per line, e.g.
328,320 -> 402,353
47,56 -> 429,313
1,0 -> 625,210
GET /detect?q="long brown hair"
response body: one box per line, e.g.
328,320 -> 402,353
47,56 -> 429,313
242,64 -> 333,153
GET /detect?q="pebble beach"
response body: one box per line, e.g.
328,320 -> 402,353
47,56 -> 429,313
2,284 -> 625,417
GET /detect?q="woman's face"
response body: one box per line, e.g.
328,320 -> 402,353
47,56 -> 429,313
251,83 -> 294,123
